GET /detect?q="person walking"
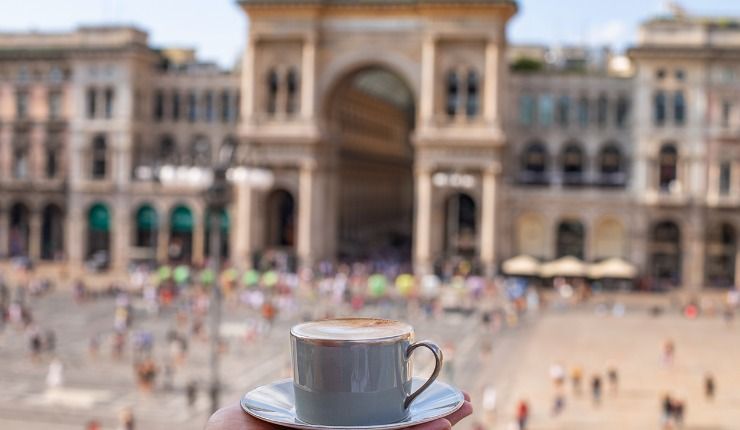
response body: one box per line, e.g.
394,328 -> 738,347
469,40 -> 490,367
591,375 -> 602,406
607,365 -> 619,394
515,399 -> 529,430
661,393 -> 674,429
673,398 -> 685,428
662,338 -> 675,367
704,373 -> 715,401
570,365 -> 583,395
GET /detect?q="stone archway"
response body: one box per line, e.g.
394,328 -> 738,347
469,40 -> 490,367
325,65 -> 416,263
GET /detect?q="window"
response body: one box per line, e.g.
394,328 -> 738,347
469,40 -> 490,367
597,93 -> 608,127
159,136 -> 177,164
86,88 -> 96,119
600,145 -> 622,175
221,90 -> 231,123
104,88 -> 114,119
16,90 -> 29,119
538,94 -> 554,126
49,66 -> 63,84
674,91 -> 685,125
719,161 -> 732,196
188,92 -> 197,123
616,96 -> 629,128
172,91 -> 181,121
519,94 -> 535,126
17,66 -> 30,83
153,90 -> 165,121
204,91 -> 214,122
658,144 -> 678,192
48,90 -> 62,119
577,96 -> 589,127
13,147 -> 28,179
721,100 -> 732,128
654,91 -> 666,126
286,68 -> 299,115
191,136 -> 211,166
675,69 -> 685,81
46,146 -> 58,178
561,143 -> 585,185
91,135 -> 107,179
520,142 -> 548,185
556,96 -> 570,127
267,69 -> 279,115
656,69 -> 666,80
445,70 -> 459,117
466,70 -> 479,117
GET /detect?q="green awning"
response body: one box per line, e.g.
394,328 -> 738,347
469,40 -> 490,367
88,204 -> 110,232
136,205 -> 158,230
206,208 -> 230,231
170,206 -> 193,233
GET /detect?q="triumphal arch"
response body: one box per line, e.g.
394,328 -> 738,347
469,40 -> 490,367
234,0 -> 516,274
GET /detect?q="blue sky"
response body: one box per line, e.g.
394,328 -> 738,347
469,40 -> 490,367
1,1 -> 738,68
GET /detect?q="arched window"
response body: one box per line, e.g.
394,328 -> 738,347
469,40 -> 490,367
91,135 -> 107,179
520,142 -> 548,185
556,95 -> 570,127
86,88 -> 96,119
556,220 -> 585,259
220,90 -> 231,123
204,91 -> 214,122
134,204 -> 158,250
445,70 -> 459,118
87,203 -> 111,268
658,144 -> 678,192
158,135 -> 177,165
219,136 -> 237,165
598,144 -> 625,186
9,203 -> 30,257
674,90 -> 686,125
705,223 -> 736,287
654,91 -> 666,126
171,90 -> 181,121
13,144 -> 28,179
45,142 -> 58,178
187,91 -> 198,122
41,204 -> 64,260
286,68 -> 299,115
266,190 -> 296,247
597,93 -> 608,127
153,89 -> 165,121
169,205 -> 194,263
103,87 -> 114,119
466,69 -> 479,117
267,68 -> 279,115
615,96 -> 629,128
561,143 -> 585,186
190,136 -> 211,166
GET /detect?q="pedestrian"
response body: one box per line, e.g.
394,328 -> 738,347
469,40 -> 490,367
482,385 -> 497,422
591,375 -> 602,406
549,362 -> 565,388
673,398 -> 684,428
86,420 -> 102,430
661,393 -> 673,429
29,327 -> 43,361
46,357 -> 64,389
552,391 -> 565,416
662,338 -> 675,366
570,365 -> 583,395
186,379 -> 198,408
607,365 -> 618,394
118,407 -> 135,430
515,399 -> 529,430
704,372 -> 715,401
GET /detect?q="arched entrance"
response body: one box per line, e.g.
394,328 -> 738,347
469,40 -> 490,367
556,220 -> 585,259
134,205 -> 158,261
326,66 -> 415,262
169,205 -> 193,263
9,202 -> 30,257
87,203 -> 111,269
444,193 -> 477,257
41,204 -> 64,261
266,189 -> 295,248
650,220 -> 681,283
705,223 -> 736,287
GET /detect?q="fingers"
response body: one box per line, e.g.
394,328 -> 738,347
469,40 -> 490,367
445,400 -> 473,426
463,391 -> 471,402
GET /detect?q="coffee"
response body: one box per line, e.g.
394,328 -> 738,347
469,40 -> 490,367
291,318 -> 412,341
290,318 -> 443,426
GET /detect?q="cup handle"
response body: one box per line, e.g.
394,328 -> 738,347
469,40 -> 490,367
404,340 -> 444,409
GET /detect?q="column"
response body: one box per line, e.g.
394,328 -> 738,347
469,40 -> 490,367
157,220 -> 169,264
301,36 -> 316,119
66,204 -> 84,273
297,162 -> 316,268
419,36 -> 436,125
112,199 -> 129,271
193,210 -> 205,266
233,182 -> 255,268
479,166 -> 498,276
483,41 -> 499,124
242,37 -> 257,119
414,167 -> 433,274
683,220 -> 704,291
0,206 -> 8,258
28,208 -> 42,260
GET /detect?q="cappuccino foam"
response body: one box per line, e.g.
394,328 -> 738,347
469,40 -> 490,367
292,318 -> 412,341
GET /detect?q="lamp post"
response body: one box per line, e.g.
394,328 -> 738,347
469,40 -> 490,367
204,163 -> 231,415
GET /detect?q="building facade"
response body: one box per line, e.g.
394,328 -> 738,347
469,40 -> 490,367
0,3 -> 739,288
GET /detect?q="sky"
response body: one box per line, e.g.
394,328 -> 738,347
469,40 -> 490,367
1,0 -> 739,68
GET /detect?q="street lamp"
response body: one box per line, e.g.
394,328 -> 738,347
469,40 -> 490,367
204,163 -> 232,415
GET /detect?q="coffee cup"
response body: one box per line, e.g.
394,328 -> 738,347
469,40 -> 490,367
290,318 -> 443,426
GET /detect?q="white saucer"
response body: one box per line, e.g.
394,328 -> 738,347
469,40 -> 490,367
241,377 -> 465,430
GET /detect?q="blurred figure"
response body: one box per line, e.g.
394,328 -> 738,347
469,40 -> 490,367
570,365 -> 583,395
481,385 -> 497,423
86,420 -> 102,430
662,338 -> 675,366
118,407 -> 135,430
704,372 -> 715,401
661,393 -> 674,429
551,389 -> 565,416
549,362 -> 565,388
672,398 -> 685,428
607,365 -> 619,394
591,374 -> 602,406
515,399 -> 529,430
186,379 -> 198,408
46,357 -> 64,389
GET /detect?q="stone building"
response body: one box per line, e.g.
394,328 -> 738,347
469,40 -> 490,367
0,2 -> 739,289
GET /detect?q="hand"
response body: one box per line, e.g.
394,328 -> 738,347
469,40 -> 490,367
206,392 -> 473,430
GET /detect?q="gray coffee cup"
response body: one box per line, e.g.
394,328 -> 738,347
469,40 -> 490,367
290,318 -> 443,426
